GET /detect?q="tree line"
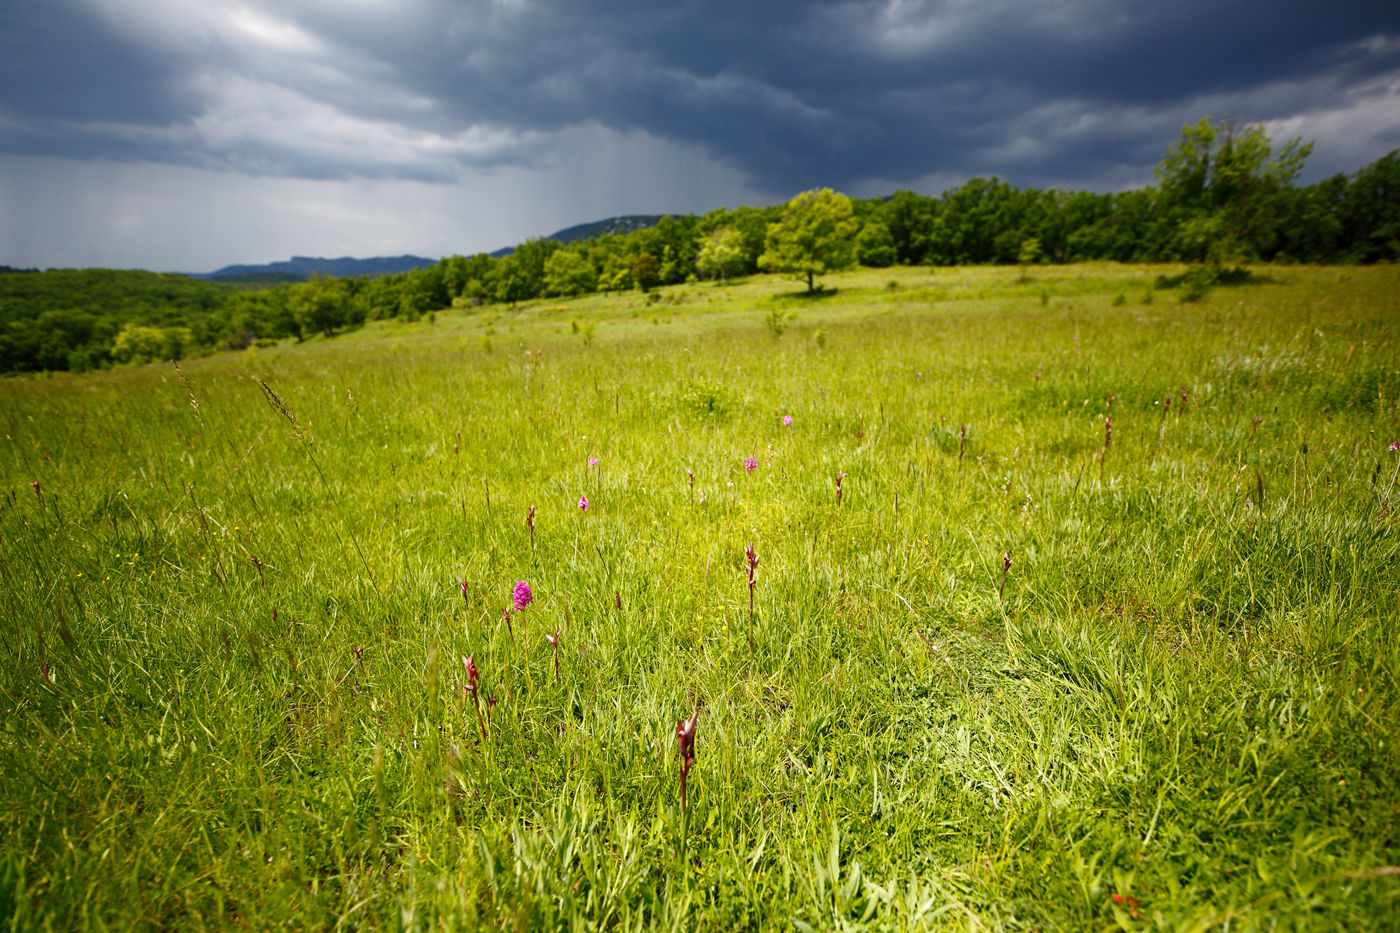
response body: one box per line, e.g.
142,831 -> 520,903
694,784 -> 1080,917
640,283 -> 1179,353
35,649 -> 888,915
2,118 -> 1397,373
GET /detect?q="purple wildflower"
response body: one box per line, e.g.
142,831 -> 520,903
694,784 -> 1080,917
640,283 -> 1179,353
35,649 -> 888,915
744,456 -> 758,472
1391,441 -> 1399,452
512,580 -> 533,612
578,495 -> 589,512
588,457 -> 599,467
782,415 -> 793,426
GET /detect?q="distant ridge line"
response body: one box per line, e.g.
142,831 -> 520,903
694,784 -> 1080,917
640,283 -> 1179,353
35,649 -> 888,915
195,255 -> 436,281
193,214 -> 670,279
489,215 -> 665,257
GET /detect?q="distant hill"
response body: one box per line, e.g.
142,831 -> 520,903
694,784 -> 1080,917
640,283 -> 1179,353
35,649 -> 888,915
195,255 -> 437,282
490,215 -> 665,257
191,215 -> 668,278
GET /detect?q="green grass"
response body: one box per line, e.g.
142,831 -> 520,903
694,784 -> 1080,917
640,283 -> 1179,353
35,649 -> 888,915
2,263 -> 1399,930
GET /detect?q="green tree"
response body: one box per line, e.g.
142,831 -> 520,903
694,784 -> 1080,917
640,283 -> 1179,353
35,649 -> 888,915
490,255 -> 533,306
758,188 -> 859,292
544,249 -> 598,297
880,190 -> 937,264
1016,237 -> 1042,281
397,276 -> 439,321
1174,212 -> 1236,266
596,244 -> 634,292
496,238 -> 559,303
638,215 -> 698,284
110,322 -> 168,364
631,253 -> 661,292
287,275 -> 350,338
1336,150 -> 1400,262
1156,117 -> 1312,260
855,220 -> 897,267
697,226 -> 744,283
702,205 -> 778,273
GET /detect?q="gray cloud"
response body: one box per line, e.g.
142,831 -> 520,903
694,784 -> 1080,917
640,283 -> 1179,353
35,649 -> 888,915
1,0 -> 1398,268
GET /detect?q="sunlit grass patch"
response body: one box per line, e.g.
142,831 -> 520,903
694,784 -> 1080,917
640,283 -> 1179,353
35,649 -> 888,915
2,264 -> 1398,929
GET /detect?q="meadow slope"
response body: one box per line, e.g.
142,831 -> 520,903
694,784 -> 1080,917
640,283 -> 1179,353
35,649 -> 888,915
2,264 -> 1398,930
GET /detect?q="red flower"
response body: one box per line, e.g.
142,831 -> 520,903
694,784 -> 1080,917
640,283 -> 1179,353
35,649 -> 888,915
1111,893 -> 1142,913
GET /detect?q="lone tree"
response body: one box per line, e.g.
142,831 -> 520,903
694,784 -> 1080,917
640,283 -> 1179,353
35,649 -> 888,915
1156,117 -> 1312,263
759,188 -> 859,292
1017,236 -> 1042,282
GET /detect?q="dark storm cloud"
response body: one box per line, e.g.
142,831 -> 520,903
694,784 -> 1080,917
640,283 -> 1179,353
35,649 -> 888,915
2,0 -> 1398,194
0,2 -> 191,126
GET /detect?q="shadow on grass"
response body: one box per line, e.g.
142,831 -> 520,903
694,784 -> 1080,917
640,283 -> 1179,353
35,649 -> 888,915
760,287 -> 844,309
1155,266 -> 1279,289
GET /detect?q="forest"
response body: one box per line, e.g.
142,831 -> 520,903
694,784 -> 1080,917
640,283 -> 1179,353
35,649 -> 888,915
2,118 -> 1397,374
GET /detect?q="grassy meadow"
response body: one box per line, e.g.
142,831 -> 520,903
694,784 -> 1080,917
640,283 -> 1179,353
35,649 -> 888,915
2,263 -> 1399,930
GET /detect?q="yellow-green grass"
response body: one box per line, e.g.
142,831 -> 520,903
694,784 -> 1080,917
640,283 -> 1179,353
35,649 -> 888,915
2,263 -> 1398,930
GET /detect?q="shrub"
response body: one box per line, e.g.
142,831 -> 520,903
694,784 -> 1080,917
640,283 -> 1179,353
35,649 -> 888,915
679,380 -> 731,418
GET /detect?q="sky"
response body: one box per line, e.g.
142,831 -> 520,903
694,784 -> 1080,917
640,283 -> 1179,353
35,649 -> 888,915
1,0 -> 1398,272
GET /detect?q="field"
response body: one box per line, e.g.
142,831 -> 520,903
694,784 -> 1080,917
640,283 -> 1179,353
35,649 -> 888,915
2,263 -> 1398,930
